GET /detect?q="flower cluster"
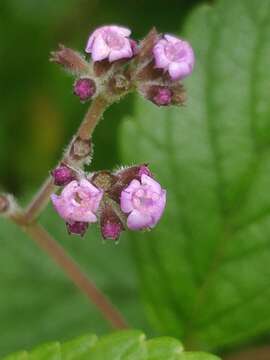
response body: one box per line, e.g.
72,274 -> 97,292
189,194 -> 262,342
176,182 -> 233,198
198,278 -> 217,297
52,25 -> 194,106
51,164 -> 166,239
50,24 -> 195,240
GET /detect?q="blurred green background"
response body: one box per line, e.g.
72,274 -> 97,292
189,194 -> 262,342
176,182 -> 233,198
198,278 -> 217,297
0,0 -> 206,356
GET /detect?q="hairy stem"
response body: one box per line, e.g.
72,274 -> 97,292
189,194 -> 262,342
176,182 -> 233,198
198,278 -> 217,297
25,177 -> 56,224
25,95 -> 109,223
5,92 -> 129,330
78,95 -> 109,140
10,211 -> 128,329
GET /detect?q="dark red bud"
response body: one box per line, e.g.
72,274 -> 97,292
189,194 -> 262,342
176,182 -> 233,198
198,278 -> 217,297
100,206 -> 123,240
51,165 -> 75,186
151,86 -> 172,106
73,78 -> 96,102
66,221 -> 89,237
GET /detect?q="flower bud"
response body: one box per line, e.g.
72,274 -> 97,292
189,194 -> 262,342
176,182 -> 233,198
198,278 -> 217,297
66,221 -> 89,237
50,44 -> 89,75
51,165 -> 75,186
69,136 -> 93,166
140,83 -> 186,107
100,205 -> 123,240
136,28 -> 159,63
152,87 -> 172,106
145,86 -> 172,106
91,171 -> 117,191
73,78 -> 96,102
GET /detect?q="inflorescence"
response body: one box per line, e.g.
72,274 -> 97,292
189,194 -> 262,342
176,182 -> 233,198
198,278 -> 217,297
50,25 -> 195,240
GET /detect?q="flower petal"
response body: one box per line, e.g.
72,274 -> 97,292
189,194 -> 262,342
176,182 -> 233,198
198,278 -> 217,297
72,210 -> 97,223
164,34 -> 180,44
127,210 -> 152,230
108,39 -> 133,62
141,174 -> 161,194
120,190 -> 133,213
151,189 -> 166,224
91,34 -> 110,61
124,179 -> 141,193
61,180 -> 78,197
51,194 -> 70,221
153,40 -> 170,69
80,178 -> 100,195
168,62 -> 189,80
109,25 -> 131,37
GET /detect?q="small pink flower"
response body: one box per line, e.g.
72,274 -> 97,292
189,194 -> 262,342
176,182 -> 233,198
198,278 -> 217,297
121,174 -> 166,230
51,179 -> 103,223
153,34 -> 195,81
86,25 -> 133,62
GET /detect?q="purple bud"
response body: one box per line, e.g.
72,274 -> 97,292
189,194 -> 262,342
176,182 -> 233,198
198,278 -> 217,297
51,165 -> 75,186
102,222 -> 122,240
100,205 -> 123,240
152,87 -> 172,106
73,78 -> 96,101
66,221 -> 89,237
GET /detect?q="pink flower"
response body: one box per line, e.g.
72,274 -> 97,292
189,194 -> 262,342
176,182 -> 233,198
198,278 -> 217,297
51,179 -> 103,223
153,34 -> 195,81
120,174 -> 166,230
85,25 -> 133,62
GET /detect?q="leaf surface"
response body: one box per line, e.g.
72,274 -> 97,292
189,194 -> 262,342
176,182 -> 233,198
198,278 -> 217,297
120,0 -> 270,350
2,331 -> 219,360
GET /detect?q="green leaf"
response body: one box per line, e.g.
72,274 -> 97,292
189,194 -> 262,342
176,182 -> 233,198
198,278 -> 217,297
29,343 -> 61,360
61,334 -> 97,360
120,0 -> 270,352
2,331 -> 220,360
0,207 -> 149,357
